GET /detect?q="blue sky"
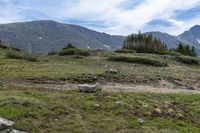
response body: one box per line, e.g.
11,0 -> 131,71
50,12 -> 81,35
0,0 -> 200,35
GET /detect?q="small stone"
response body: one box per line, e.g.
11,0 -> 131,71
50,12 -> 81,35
116,101 -> 123,105
167,108 -> 174,114
138,118 -> 145,124
94,103 -> 100,107
152,108 -> 162,116
176,113 -> 184,119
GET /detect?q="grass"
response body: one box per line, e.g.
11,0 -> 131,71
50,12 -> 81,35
115,49 -> 136,53
0,49 -> 199,85
0,85 -> 200,132
0,47 -> 200,132
108,55 -> 168,66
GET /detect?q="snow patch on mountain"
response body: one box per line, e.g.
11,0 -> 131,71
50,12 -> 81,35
197,39 -> 200,44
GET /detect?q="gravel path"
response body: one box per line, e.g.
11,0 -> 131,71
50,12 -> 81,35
4,79 -> 200,94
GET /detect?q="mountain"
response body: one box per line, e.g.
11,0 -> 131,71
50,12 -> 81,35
0,20 -> 200,55
146,30 -> 200,55
0,20 -> 125,54
178,25 -> 200,55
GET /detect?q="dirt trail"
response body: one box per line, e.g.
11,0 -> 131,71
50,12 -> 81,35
4,79 -> 200,94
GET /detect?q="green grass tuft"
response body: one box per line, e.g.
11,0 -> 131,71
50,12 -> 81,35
115,49 -> 136,53
175,56 -> 199,65
59,48 -> 90,56
108,55 -> 168,66
6,50 -> 38,62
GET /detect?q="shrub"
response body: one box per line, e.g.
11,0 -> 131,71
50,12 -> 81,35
175,56 -> 199,65
59,48 -> 78,56
63,44 -> 77,50
115,49 -> 136,53
6,50 -> 38,62
108,55 -> 168,66
59,48 -> 90,56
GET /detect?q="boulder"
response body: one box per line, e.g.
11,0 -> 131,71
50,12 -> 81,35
78,83 -> 102,93
0,117 -> 14,131
0,117 -> 28,133
105,69 -> 118,74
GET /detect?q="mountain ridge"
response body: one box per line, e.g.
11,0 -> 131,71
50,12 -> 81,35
0,20 -> 125,54
0,20 -> 200,55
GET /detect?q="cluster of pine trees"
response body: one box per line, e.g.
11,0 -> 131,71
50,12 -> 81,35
123,32 -> 167,54
172,43 -> 196,57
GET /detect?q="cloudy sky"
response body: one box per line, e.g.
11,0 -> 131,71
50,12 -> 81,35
0,0 -> 200,35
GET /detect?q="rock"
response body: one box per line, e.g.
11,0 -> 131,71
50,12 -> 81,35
0,117 -> 14,131
152,108 -> 162,116
138,118 -> 145,125
105,69 -> 118,74
176,113 -> 184,119
94,103 -> 100,107
116,101 -> 123,105
167,108 -> 174,114
78,83 -> 102,93
0,117 -> 28,133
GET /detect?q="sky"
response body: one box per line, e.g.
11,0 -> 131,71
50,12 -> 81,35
0,0 -> 200,35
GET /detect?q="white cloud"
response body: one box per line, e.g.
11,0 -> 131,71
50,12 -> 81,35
0,0 -> 200,35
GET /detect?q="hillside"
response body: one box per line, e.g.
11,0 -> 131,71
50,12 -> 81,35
0,20 -> 125,54
0,46 -> 200,132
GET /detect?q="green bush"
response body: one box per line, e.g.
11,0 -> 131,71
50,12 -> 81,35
59,48 -> 79,56
115,49 -> 136,53
59,48 -> 90,56
175,56 -> 199,65
6,50 -> 38,62
63,44 -> 77,50
108,55 -> 168,66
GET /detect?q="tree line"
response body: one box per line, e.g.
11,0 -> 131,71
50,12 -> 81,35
123,32 -> 197,56
123,32 -> 167,54
171,43 -> 196,57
